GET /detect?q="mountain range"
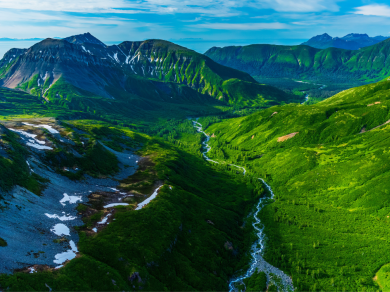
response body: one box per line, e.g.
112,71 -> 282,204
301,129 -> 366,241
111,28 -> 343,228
204,37 -> 390,86
301,33 -> 388,50
0,32 -> 296,118
3,31 -> 390,291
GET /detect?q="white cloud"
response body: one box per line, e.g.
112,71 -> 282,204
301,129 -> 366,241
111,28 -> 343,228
251,0 -> 340,12
191,22 -> 288,30
0,0 -> 341,15
353,4 -> 390,17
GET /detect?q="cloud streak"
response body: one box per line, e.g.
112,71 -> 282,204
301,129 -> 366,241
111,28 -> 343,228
353,4 -> 390,17
192,22 -> 289,30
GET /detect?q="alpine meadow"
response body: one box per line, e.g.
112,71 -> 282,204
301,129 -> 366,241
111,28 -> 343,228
1,1 -> 390,291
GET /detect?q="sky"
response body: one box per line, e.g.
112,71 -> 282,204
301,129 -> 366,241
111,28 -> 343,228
1,0 -> 390,55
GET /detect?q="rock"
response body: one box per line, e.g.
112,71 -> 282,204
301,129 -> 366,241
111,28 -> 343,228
129,272 -> 142,283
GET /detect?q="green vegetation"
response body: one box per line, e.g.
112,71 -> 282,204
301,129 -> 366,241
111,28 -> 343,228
0,237 -> 7,247
0,124 -> 47,196
254,77 -> 359,100
376,264 -> 390,290
191,79 -> 390,290
205,41 -> 390,96
243,269 -> 267,291
5,35 -> 390,290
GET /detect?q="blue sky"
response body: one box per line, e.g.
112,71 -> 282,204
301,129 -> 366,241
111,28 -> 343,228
1,0 -> 390,53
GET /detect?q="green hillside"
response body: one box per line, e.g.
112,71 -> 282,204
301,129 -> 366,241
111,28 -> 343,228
205,40 -> 390,97
197,79 -> 390,290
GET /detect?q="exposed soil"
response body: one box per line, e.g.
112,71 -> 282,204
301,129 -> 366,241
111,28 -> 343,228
277,132 -> 299,142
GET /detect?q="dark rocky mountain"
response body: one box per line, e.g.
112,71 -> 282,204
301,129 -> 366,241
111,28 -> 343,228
0,48 -> 27,69
301,33 -> 388,50
0,33 -> 296,107
63,32 -> 107,47
0,38 -> 120,99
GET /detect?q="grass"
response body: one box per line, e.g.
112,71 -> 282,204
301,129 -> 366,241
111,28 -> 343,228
189,79 -> 390,290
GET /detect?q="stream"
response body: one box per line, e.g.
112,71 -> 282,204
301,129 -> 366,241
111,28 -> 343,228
296,81 -> 327,105
192,120 -> 294,292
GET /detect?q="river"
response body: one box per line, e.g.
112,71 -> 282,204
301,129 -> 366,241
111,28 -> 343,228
192,120 -> 294,292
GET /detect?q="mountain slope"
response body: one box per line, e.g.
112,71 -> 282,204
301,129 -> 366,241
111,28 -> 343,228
205,39 -> 390,85
198,79 -> 390,290
0,34 -> 296,111
302,33 -> 388,50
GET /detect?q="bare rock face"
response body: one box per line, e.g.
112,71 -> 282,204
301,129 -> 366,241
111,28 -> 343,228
1,38 -> 123,99
0,48 -> 27,70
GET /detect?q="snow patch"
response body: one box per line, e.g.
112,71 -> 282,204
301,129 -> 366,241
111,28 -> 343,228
45,213 -> 77,221
104,203 -> 129,208
50,223 -> 70,236
60,193 -> 82,206
135,186 -> 163,210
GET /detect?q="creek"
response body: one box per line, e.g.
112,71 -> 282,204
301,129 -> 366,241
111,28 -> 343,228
192,120 -> 294,292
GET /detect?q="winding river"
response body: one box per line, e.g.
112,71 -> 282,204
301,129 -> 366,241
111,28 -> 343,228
192,120 -> 294,292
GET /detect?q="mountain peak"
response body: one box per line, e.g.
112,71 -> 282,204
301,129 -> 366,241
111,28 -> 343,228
63,32 -> 106,47
302,32 -> 388,50
341,33 -> 370,41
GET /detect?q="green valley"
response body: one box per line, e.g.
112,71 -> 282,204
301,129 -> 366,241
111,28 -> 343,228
2,29 -> 390,292
204,40 -> 390,98
194,78 -> 390,291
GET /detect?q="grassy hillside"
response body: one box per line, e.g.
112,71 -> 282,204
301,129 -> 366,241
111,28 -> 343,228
205,40 -> 390,98
198,79 -> 390,290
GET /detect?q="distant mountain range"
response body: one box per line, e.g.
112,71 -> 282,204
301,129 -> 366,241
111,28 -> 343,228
0,38 -> 44,42
301,33 -> 388,50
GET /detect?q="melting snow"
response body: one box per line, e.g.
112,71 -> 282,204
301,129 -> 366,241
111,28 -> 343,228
50,223 -> 70,236
97,214 -> 111,224
60,193 -> 82,206
29,267 -> 36,273
26,142 -> 53,150
104,203 -> 129,208
53,240 -> 78,264
23,123 -> 59,134
45,213 -> 76,221
135,186 -> 163,210
113,53 -> 120,63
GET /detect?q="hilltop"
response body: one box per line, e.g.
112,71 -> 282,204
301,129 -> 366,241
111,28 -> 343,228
301,33 -> 388,50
